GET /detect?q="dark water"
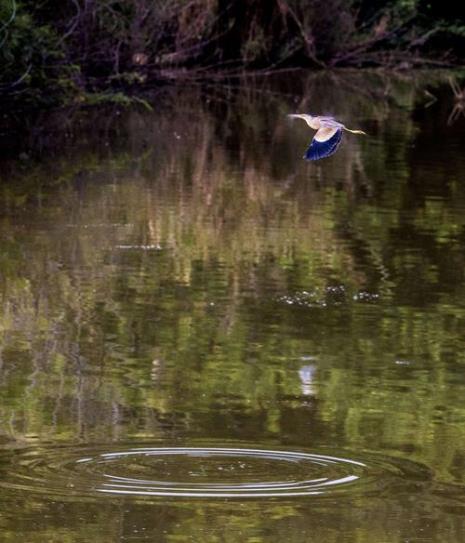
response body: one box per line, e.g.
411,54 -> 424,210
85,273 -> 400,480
1,70 -> 465,541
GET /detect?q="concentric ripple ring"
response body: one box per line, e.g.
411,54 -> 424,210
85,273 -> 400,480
0,445 -> 432,500
95,447 -> 365,497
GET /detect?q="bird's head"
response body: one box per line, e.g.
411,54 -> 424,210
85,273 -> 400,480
287,114 -> 321,130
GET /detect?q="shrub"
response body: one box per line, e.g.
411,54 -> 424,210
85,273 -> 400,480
0,0 -> 464,107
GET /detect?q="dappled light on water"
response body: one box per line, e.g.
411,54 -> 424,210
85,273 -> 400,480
1,71 -> 465,541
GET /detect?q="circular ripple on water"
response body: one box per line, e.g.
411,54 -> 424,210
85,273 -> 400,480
0,446 -> 431,500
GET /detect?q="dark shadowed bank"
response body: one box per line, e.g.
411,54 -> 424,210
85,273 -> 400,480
0,0 -> 464,108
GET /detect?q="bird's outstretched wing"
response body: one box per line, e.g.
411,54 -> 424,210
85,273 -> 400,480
304,127 -> 343,161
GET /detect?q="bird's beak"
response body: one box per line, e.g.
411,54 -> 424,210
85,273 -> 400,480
287,114 -> 310,121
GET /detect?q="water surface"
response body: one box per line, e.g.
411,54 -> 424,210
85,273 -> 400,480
1,70 -> 465,541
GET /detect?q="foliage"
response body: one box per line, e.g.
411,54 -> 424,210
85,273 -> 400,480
0,0 -> 79,105
0,0 -> 464,106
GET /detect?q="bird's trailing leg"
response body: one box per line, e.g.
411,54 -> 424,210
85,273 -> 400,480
343,127 -> 367,135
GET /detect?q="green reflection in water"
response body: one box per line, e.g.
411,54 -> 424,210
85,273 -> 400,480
1,70 -> 465,542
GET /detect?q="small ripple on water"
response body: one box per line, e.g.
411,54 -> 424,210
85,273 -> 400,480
115,244 -> 162,250
278,287 -> 380,308
0,445 -> 432,501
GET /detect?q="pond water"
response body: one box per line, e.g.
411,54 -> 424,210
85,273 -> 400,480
1,70 -> 465,542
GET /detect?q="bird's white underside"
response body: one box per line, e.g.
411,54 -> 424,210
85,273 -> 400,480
314,126 -> 339,142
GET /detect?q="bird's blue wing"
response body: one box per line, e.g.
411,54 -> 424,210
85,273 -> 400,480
304,129 -> 343,161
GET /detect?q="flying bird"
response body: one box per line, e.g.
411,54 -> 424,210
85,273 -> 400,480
288,114 -> 366,160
